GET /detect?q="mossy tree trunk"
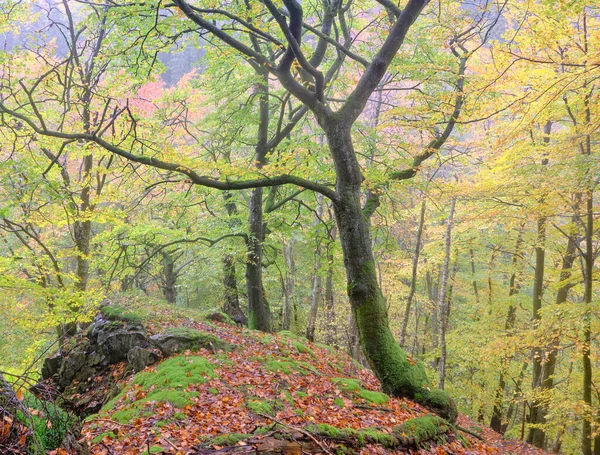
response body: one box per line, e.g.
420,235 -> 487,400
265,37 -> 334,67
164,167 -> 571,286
320,120 -> 455,420
246,69 -> 271,332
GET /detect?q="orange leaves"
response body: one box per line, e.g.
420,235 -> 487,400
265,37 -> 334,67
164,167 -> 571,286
1,415 -> 13,438
81,319 -> 545,455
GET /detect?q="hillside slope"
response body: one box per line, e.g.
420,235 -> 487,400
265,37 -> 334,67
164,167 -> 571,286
39,298 -> 546,455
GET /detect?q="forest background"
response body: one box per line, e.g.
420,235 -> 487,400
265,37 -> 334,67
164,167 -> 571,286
0,0 -> 598,454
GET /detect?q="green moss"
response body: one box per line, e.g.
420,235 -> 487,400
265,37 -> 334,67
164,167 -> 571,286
133,356 -> 215,390
208,433 -> 249,446
112,408 -> 139,423
203,427 -> 272,447
163,327 -> 233,352
246,400 -> 274,415
20,394 -> 78,452
97,355 -> 213,423
307,424 -> 397,449
332,378 -> 361,392
141,445 -> 163,454
91,431 -> 117,444
357,389 -> 389,405
332,378 -> 388,405
393,415 -> 450,447
208,387 -> 220,395
173,412 -> 186,420
155,420 -> 170,428
295,391 -> 307,399
291,340 -> 315,356
333,397 -> 345,407
279,330 -> 302,340
100,305 -> 143,324
283,390 -> 294,405
414,389 -> 458,423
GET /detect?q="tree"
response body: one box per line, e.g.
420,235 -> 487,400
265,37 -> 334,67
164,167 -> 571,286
0,0 -> 503,420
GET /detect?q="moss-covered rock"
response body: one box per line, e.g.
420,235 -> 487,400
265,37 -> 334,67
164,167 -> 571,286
100,305 -> 144,325
150,327 -> 233,355
393,415 -> 450,447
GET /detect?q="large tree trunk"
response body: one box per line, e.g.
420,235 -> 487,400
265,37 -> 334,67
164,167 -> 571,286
325,122 -> 456,421
222,253 -> 243,318
221,192 -> 245,320
161,251 -> 177,304
246,70 -> 271,332
247,187 -> 271,331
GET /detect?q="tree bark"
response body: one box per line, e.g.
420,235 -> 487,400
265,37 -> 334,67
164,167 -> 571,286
324,227 -> 337,346
281,239 -> 296,330
438,197 -> 456,390
400,198 -> 426,346
528,122 -> 551,448
306,195 -> 325,342
324,121 -> 456,421
246,70 -> 271,332
161,251 -> 177,304
581,189 -> 594,455
490,228 -> 524,433
221,192 -> 245,320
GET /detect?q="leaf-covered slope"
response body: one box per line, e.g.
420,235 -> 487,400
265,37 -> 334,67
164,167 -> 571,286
81,301 -> 546,455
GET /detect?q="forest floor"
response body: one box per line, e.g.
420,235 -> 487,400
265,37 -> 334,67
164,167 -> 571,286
49,298 -> 547,455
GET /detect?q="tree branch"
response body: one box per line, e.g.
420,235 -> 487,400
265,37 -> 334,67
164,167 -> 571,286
0,101 -> 338,201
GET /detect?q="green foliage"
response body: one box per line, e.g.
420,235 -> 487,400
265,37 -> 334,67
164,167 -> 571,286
20,394 -> 78,452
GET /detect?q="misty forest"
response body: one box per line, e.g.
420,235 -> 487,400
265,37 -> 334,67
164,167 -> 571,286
0,0 -> 598,454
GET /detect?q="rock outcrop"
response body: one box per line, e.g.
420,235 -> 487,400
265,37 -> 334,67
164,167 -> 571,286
39,306 -> 232,416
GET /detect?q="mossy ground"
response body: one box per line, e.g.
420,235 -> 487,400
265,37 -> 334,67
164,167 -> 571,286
81,298 -> 491,455
95,355 -> 215,424
18,394 -> 78,453
333,378 -> 389,405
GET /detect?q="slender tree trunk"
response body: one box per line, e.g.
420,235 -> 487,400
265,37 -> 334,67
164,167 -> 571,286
324,227 -> 337,346
281,239 -> 295,330
582,189 -> 594,455
306,173 -> 325,342
527,215 -> 547,447
246,70 -> 271,332
400,198 -> 426,346
528,122 -> 551,448
438,197 -> 456,390
469,246 -> 479,304
490,228 -> 524,433
306,249 -> 322,342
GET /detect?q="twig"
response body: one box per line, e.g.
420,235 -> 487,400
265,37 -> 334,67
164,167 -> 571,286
256,413 -> 333,455
454,425 -> 485,441
353,404 -> 394,412
87,418 -> 135,428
